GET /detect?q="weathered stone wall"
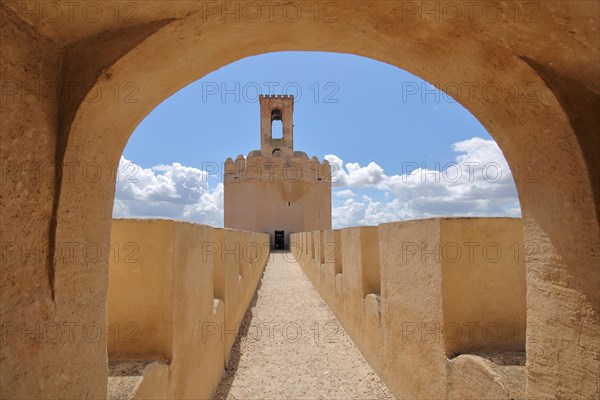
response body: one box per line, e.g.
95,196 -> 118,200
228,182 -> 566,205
259,94 -> 294,158
440,219 -> 527,356
291,218 -> 528,399
224,154 -> 332,247
108,219 -> 269,399
1,2 -> 598,398
0,9 -> 104,399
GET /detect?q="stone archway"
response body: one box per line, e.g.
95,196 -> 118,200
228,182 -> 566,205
2,2 -> 598,398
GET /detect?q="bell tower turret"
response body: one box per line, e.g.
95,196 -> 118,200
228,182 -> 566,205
260,94 -> 294,157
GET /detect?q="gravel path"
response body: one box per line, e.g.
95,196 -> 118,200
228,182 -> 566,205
214,251 -> 394,400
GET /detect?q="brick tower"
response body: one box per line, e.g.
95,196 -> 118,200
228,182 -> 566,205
224,95 -> 332,249
259,94 -> 294,157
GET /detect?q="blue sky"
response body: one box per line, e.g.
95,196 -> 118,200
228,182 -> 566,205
114,51 -> 520,227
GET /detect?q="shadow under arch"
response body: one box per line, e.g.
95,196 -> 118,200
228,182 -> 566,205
50,5 -> 598,399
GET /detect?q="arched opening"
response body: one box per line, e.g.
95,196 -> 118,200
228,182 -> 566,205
271,118 -> 283,139
55,36 -> 599,398
271,107 -> 283,138
5,4 -> 597,399
101,51 -> 531,398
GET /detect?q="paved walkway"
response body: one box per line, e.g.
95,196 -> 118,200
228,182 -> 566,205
214,252 -> 393,399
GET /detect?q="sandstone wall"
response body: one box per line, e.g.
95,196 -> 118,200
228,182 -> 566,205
2,2 -> 598,398
107,219 -> 270,399
291,218 -> 527,399
224,155 -> 331,247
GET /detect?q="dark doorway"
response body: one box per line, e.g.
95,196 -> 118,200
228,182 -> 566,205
274,231 -> 284,250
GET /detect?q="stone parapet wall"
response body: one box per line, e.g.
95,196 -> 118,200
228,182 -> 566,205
2,3 -> 598,398
224,154 -> 332,244
108,219 -> 270,399
291,217 -> 527,399
224,155 -> 332,185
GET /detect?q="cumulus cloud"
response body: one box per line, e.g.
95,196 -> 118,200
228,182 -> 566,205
326,137 -> 521,228
334,189 -> 355,198
112,137 -> 521,229
112,157 -> 224,226
326,154 -> 385,187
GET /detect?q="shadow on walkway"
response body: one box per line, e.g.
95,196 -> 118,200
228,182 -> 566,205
213,264 -> 266,400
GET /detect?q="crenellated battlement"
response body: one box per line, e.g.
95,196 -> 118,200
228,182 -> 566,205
259,94 -> 295,100
259,93 -> 294,157
291,218 -> 527,399
224,154 -> 332,185
224,92 -> 331,245
224,93 -> 331,185
108,219 -> 270,398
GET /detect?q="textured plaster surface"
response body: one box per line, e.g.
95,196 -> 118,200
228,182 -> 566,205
1,1 -> 598,398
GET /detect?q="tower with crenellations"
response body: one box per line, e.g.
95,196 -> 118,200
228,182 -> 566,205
224,94 -> 332,249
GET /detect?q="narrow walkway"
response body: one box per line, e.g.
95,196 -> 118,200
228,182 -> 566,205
214,252 -> 394,399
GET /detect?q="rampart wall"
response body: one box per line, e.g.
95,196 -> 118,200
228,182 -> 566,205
291,217 -> 527,399
108,219 -> 270,399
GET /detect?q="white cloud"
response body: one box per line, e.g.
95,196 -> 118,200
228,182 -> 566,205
327,137 -> 521,228
112,137 -> 521,229
334,189 -> 355,198
112,157 -> 224,226
332,198 -> 370,227
325,154 -> 385,187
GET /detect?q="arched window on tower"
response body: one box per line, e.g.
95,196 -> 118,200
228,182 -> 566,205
271,108 -> 283,139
